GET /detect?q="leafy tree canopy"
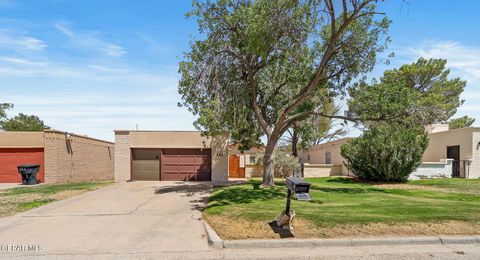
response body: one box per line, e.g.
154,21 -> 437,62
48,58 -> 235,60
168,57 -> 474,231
347,58 -> 466,127
0,103 -> 13,122
448,115 -> 475,129
1,113 -> 49,131
179,0 -> 390,185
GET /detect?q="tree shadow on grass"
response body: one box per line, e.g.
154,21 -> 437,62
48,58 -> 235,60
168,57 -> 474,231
205,183 -> 286,210
153,181 -> 251,212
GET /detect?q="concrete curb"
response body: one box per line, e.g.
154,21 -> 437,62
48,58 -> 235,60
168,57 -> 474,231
203,221 -> 223,249
202,223 -> 480,249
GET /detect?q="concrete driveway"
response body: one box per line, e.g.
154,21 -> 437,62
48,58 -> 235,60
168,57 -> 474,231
0,181 -> 214,258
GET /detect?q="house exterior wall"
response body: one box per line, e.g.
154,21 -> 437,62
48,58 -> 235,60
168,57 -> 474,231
0,131 -> 44,147
409,159 -> 453,180
470,131 -> 480,179
44,130 -> 114,183
114,131 -> 131,182
114,131 -> 229,182
228,144 -> 263,178
422,128 -> 475,162
425,124 -> 450,134
298,138 -> 351,175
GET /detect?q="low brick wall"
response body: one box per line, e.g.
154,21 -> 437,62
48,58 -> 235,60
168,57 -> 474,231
44,130 -> 114,183
303,163 -> 343,177
409,159 -> 453,180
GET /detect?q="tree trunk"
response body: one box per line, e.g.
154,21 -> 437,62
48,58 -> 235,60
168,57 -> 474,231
291,127 -> 298,157
262,140 -> 276,186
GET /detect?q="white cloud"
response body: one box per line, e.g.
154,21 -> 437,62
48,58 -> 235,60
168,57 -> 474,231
54,23 -> 126,57
0,30 -> 46,51
403,41 -> 480,83
1,57 -> 46,66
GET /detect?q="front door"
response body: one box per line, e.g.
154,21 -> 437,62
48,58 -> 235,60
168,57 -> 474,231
228,155 -> 245,178
447,146 -> 460,178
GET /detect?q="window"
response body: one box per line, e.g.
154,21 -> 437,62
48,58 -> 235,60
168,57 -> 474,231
325,151 -> 332,164
249,155 -> 256,164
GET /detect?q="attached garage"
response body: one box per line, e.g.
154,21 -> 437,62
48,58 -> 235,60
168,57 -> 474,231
115,130 -> 228,182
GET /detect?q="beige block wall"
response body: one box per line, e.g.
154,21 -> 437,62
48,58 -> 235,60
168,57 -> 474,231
114,131 -> 131,182
0,131 -> 44,147
423,128 -> 475,162
44,130 -> 114,183
470,132 -> 480,179
303,164 -> 343,178
114,131 -> 229,182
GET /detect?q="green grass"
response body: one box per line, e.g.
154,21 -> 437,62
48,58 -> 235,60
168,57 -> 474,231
204,177 -> 480,227
1,181 -> 111,196
408,178 -> 480,193
0,181 -> 112,217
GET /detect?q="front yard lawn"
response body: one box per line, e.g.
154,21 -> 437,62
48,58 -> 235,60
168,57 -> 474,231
0,181 -> 112,217
204,177 -> 480,239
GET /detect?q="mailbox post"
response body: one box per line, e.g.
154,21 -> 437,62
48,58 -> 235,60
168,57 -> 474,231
277,177 -> 311,232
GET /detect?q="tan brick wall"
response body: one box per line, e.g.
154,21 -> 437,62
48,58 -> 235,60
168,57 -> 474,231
114,131 -> 131,182
44,130 -> 114,183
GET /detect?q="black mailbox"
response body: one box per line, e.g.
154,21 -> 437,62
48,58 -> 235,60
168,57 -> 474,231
286,177 -> 311,200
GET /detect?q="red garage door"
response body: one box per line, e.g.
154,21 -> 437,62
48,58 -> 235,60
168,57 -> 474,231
161,148 -> 211,181
0,148 -> 44,183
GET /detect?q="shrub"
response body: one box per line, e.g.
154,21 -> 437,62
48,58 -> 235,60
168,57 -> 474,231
340,124 -> 429,182
257,150 -> 300,178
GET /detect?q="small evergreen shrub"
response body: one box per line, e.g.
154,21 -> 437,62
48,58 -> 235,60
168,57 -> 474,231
341,124 -> 429,182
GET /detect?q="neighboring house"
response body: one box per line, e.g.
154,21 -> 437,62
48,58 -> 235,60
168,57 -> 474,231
227,144 -> 264,179
0,130 -> 114,183
297,138 -> 351,177
421,125 -> 480,179
299,124 -> 480,179
114,130 -> 229,182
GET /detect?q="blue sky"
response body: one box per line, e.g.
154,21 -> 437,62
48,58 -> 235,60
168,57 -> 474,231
0,0 -> 479,141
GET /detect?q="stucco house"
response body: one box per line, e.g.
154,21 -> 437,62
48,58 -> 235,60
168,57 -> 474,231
114,130 -> 229,182
299,125 -> 480,179
0,130 -> 114,183
227,143 -> 263,178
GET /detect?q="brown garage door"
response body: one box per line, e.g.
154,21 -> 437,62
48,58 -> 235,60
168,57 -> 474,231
132,149 -> 160,181
161,148 -> 211,181
0,148 -> 44,183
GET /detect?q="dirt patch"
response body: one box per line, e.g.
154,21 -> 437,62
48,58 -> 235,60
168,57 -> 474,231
53,190 -> 86,200
204,215 -> 319,239
374,183 -> 479,194
205,215 -> 480,240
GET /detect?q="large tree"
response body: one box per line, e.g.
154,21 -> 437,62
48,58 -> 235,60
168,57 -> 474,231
347,58 -> 467,127
179,0 -> 392,186
1,113 -> 49,131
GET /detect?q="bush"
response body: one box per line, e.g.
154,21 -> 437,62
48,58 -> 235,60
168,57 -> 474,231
257,150 -> 300,178
340,124 -> 429,182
